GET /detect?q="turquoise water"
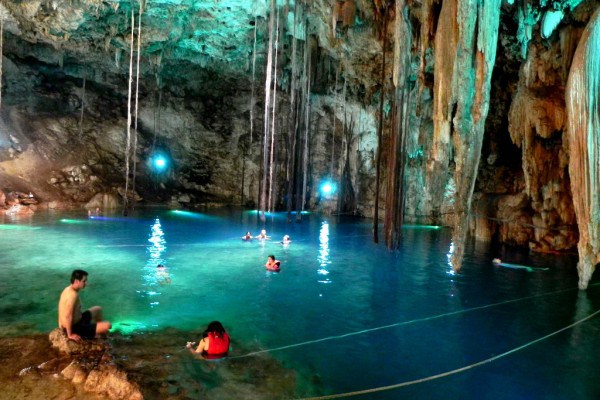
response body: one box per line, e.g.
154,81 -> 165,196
1,208 -> 599,399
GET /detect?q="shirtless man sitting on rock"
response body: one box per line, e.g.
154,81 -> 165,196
58,269 -> 111,342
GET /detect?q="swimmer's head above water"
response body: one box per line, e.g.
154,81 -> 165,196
492,258 -> 502,265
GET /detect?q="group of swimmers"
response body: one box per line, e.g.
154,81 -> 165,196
241,229 -> 291,272
242,229 -> 291,245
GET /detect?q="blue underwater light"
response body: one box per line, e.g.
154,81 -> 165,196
320,181 -> 336,195
152,154 -> 168,171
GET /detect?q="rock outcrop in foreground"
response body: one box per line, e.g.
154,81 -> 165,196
1,329 -> 143,400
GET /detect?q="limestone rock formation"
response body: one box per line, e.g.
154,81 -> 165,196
566,6 -> 600,289
48,328 -> 143,400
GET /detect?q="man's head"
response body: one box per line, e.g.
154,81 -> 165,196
70,269 -> 89,285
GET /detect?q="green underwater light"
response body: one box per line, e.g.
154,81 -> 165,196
245,210 -> 311,215
0,225 -> 41,230
169,210 -> 211,219
111,320 -> 147,335
402,225 -> 442,230
59,219 -> 90,224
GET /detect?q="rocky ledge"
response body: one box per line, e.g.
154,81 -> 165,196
0,329 -> 143,400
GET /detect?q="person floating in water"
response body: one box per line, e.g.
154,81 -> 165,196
186,321 -> 230,359
492,258 -> 548,272
242,232 -> 253,240
156,264 -> 171,284
256,229 -> 270,240
281,235 -> 291,245
265,254 -> 281,271
58,269 -> 112,342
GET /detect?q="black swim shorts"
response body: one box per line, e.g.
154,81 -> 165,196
71,310 -> 96,339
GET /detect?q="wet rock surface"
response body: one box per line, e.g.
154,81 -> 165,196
0,334 -> 105,400
0,328 -> 311,400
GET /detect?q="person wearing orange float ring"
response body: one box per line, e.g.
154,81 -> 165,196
265,254 -> 281,272
186,321 -> 230,359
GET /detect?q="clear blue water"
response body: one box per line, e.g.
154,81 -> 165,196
1,208 -> 599,399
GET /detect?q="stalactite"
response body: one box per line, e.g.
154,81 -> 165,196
152,52 -> 163,153
342,0 -> 356,28
296,28 -> 310,221
427,0 -> 457,221
415,0 -> 432,116
260,0 -> 276,221
267,5 -> 280,213
294,96 -> 304,219
448,0 -> 502,271
78,75 -> 86,140
332,1 -> 342,36
123,6 -> 135,216
132,1 -> 144,208
566,7 -> 600,290
331,61 -> 340,178
373,8 -> 388,244
250,16 -> 258,144
0,16 -> 3,111
335,71 -> 348,213
288,90 -> 302,222
288,2 -> 298,175
301,31 -> 311,213
384,0 -> 411,249
286,2 -> 300,222
153,85 -> 161,152
338,116 -> 356,214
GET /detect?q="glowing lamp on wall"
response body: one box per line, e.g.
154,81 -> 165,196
152,154 -> 168,172
320,181 -> 336,196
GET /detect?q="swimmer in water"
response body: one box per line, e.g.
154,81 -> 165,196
492,258 -> 548,272
186,321 -> 230,359
242,232 -> 253,240
156,264 -> 172,284
257,229 -> 270,240
265,255 -> 281,271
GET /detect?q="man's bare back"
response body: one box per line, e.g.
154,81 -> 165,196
58,270 -> 111,341
58,285 -> 82,332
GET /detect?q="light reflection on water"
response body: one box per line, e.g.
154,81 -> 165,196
0,209 -> 599,399
317,221 -> 331,283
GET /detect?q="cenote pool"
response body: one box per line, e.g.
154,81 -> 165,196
1,208 -> 599,399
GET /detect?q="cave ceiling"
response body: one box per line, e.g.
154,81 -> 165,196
0,1 -> 590,96
0,0 -> 384,93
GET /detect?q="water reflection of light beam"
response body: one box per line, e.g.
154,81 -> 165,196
148,218 -> 166,263
317,221 -> 331,283
142,218 -> 168,307
446,241 -> 456,275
